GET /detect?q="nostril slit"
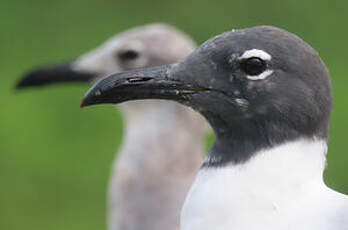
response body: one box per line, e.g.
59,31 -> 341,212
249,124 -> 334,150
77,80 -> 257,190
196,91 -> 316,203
127,77 -> 152,83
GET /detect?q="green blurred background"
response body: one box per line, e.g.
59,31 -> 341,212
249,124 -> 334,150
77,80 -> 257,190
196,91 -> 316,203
1,0 -> 347,229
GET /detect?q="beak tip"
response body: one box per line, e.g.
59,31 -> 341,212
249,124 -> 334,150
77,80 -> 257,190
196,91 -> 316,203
14,83 -> 22,90
80,96 -> 89,108
80,98 -> 89,108
80,81 -> 107,108
80,91 -> 98,108
80,101 -> 85,108
15,77 -> 30,89
15,70 -> 44,89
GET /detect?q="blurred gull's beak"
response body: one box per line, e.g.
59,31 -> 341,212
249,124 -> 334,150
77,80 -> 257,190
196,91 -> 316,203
16,62 -> 97,89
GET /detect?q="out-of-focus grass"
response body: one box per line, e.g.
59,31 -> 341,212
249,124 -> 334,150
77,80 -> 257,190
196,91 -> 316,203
1,0 -> 348,229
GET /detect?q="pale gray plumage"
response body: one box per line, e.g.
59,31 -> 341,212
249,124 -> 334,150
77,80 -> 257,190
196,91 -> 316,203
16,24 -> 206,230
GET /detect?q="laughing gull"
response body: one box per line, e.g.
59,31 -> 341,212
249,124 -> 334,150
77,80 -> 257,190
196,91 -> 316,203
16,24 -> 205,230
81,25 -> 348,230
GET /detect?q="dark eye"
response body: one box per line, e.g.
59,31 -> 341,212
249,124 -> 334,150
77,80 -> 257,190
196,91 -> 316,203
118,50 -> 139,62
241,57 -> 267,76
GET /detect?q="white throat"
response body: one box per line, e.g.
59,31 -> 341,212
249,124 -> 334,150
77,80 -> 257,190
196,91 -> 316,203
181,138 -> 329,230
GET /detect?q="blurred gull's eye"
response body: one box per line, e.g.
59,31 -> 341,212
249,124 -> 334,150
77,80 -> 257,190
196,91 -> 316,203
118,50 -> 139,62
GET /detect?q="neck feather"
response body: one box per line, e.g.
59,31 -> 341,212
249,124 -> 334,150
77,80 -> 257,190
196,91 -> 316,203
117,100 -> 205,167
203,138 -> 327,188
202,111 -> 328,166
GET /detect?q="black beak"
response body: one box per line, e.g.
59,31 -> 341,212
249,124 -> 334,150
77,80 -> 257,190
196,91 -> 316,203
16,62 -> 97,89
81,64 -> 203,108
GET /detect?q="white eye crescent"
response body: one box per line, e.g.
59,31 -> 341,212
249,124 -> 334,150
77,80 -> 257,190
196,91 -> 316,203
239,49 -> 273,80
246,69 -> 273,80
240,49 -> 272,61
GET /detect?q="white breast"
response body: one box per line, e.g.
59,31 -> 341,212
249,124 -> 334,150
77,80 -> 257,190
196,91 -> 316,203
180,139 -> 348,230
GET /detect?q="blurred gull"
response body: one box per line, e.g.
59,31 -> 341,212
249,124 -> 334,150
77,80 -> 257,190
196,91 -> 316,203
16,24 -> 205,230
